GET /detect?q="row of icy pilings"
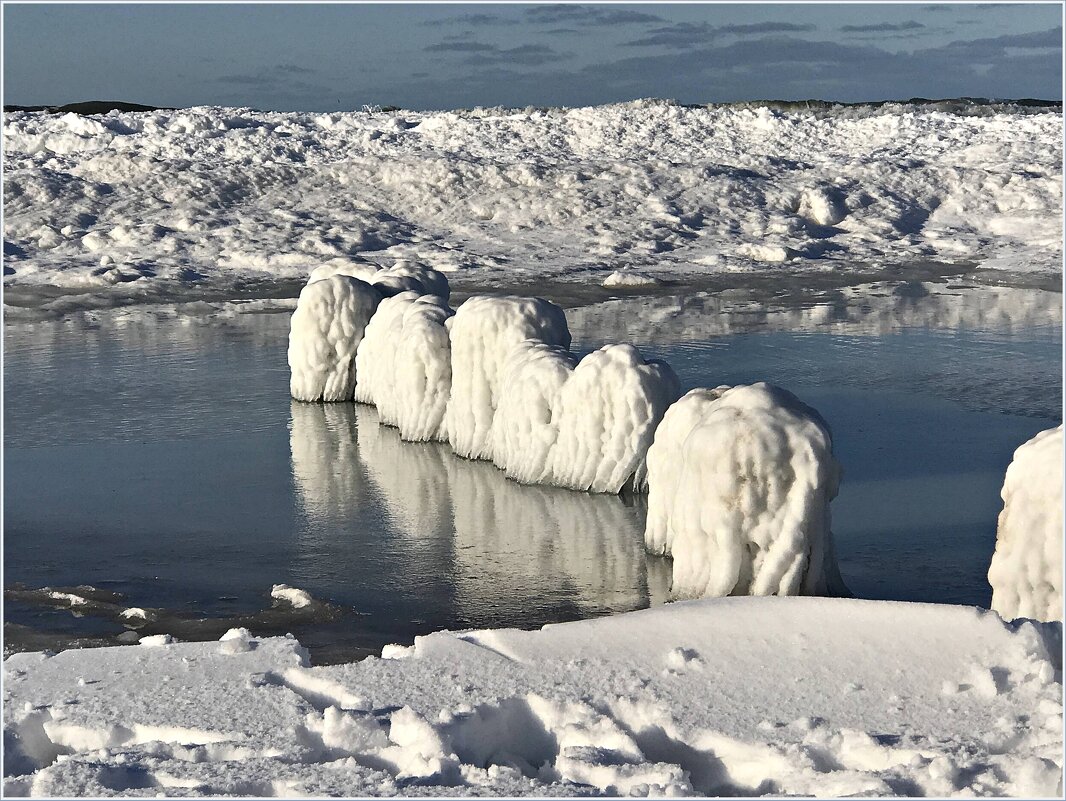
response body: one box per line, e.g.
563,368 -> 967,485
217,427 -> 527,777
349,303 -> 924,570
288,262 -> 1063,620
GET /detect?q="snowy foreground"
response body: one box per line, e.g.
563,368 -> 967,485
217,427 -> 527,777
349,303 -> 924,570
3,100 -> 1063,316
4,598 -> 1061,797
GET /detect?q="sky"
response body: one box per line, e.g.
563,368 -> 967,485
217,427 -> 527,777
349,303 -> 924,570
3,3 -> 1062,110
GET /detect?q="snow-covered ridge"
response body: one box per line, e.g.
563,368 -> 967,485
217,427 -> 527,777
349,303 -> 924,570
4,100 -> 1061,313
4,597 -> 1061,797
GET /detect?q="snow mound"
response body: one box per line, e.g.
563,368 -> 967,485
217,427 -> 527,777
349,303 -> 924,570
988,425 -> 1065,623
648,383 -> 846,599
5,598 -> 1060,797
644,387 -> 731,556
547,344 -> 681,493
288,275 -> 381,402
491,341 -> 577,484
602,270 -> 661,288
445,295 -> 571,460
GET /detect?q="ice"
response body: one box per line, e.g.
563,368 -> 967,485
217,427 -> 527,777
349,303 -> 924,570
445,295 -> 571,460
354,292 -> 454,441
4,103 -> 1060,315
645,383 -> 847,599
270,584 -> 313,609
546,344 -> 681,493
491,341 -> 576,484
988,425 -> 1064,623
309,260 -> 450,301
287,275 -> 381,402
5,598 -> 1060,797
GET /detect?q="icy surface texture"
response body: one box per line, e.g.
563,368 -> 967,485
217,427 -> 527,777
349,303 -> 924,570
989,425 -> 1065,623
445,295 -> 571,460
491,341 -> 577,484
288,275 -> 381,402
547,345 -> 681,493
5,598 -> 1061,797
647,383 -> 846,599
309,260 -> 450,300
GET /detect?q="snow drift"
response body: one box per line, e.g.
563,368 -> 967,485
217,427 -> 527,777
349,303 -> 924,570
445,295 -> 571,460
288,275 -> 381,402
5,597 -> 1061,797
988,424 -> 1064,623
645,383 -> 846,599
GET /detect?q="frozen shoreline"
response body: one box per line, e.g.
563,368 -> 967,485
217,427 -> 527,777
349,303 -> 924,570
4,100 -> 1062,319
4,597 -> 1061,797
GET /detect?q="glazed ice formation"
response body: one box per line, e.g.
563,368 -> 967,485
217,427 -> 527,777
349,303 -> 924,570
445,295 -> 571,460
645,383 -> 846,599
288,274 -> 381,402
988,425 -> 1064,623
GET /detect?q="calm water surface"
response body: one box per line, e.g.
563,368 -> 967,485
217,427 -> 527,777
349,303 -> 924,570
4,280 -> 1061,663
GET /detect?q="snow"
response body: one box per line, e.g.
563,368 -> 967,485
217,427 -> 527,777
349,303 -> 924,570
645,383 -> 847,599
270,584 -> 314,610
546,345 -> 680,493
3,102 -> 1061,315
445,295 -> 571,460
5,598 -> 1061,797
988,425 -> 1065,623
287,275 -> 381,402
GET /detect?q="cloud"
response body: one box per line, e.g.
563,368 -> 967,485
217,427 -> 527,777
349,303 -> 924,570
215,63 -> 318,87
840,21 -> 925,33
423,13 -> 512,27
719,22 -> 816,35
426,41 -> 499,53
274,63 -> 315,75
625,21 -> 815,48
525,5 -> 663,26
463,44 -> 570,67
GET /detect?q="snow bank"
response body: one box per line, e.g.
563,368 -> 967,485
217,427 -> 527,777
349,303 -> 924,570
445,295 -> 570,460
288,275 -> 381,402
5,597 -> 1060,797
547,345 -> 681,493
5,103 -> 1060,314
646,383 -> 846,599
988,425 -> 1065,623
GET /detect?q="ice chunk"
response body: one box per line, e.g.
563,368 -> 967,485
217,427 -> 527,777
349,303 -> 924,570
988,425 -> 1064,623
288,275 -> 382,402
602,270 -> 661,288
446,295 -> 570,460
271,584 -> 313,609
649,383 -> 846,599
644,387 -> 731,556
491,340 -> 576,484
546,344 -> 681,493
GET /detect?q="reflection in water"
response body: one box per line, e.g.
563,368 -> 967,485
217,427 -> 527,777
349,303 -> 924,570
288,402 -> 667,629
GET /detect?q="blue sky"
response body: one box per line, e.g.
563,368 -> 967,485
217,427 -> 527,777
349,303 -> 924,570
3,3 -> 1062,110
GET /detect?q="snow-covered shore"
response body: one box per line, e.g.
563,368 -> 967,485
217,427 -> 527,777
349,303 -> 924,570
4,100 -> 1062,316
4,597 -> 1061,797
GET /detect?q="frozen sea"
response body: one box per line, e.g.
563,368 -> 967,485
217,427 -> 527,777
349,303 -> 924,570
4,278 -> 1061,664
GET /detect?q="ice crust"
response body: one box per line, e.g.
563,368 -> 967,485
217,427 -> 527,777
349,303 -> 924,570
988,425 -> 1065,623
445,295 -> 571,460
287,275 -> 381,402
645,383 -> 846,599
4,102 -> 1061,315
4,598 -> 1061,797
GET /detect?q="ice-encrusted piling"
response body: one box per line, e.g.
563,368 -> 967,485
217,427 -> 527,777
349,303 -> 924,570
355,292 -> 454,441
288,275 -> 382,402
988,425 -> 1064,623
392,297 -> 455,442
446,295 -> 571,460
646,383 -> 846,599
644,387 -> 732,556
308,260 -> 450,300
491,340 -> 577,483
546,345 -> 681,493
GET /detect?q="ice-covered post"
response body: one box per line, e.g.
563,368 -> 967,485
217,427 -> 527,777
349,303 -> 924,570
987,425 -> 1064,623
644,383 -> 847,599
446,296 -> 570,460
288,274 -> 382,402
